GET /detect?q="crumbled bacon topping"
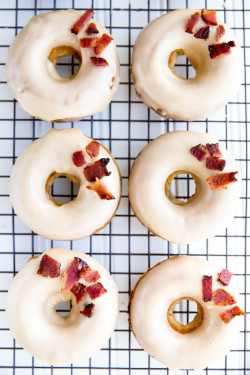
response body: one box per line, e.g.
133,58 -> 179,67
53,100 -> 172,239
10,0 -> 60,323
220,306 -> 244,324
213,289 -> 236,306
86,141 -> 100,159
80,37 -> 99,48
206,143 -> 222,158
202,275 -> 213,302
208,41 -> 236,59
216,25 -> 226,41
86,22 -> 99,35
94,33 -> 113,55
206,157 -> 226,171
86,282 -> 107,299
87,179 -> 115,200
201,8 -> 218,26
194,26 -> 210,40
71,10 -> 94,35
217,269 -> 233,286
62,257 -> 89,291
80,303 -> 95,318
70,282 -> 86,303
206,172 -> 238,190
84,158 -> 111,182
90,57 -> 109,67
72,151 -> 86,167
37,254 -> 60,278
80,267 -> 101,283
190,144 -> 208,161
185,11 -> 200,34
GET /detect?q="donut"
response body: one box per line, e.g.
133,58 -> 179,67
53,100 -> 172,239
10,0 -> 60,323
9,128 -> 121,240
6,9 -> 119,122
131,9 -> 242,121
128,131 -> 241,244
129,255 -> 244,370
6,247 -> 119,365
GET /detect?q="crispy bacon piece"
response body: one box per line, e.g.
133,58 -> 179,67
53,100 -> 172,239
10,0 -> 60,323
80,303 -> 95,318
217,269 -> 233,286
86,282 -> 107,300
202,275 -> 213,302
206,157 -> 226,171
185,11 -> 200,34
190,144 -> 208,161
87,179 -> 115,200
216,24 -> 226,41
213,289 -> 236,306
62,257 -> 89,291
94,33 -> 113,55
86,141 -> 100,159
208,41 -> 236,59
80,37 -> 99,48
71,10 -> 94,35
201,8 -> 218,26
72,151 -> 86,167
84,158 -> 111,182
207,172 -> 238,190
37,254 -> 60,278
90,56 -> 109,67
220,306 -> 244,324
194,26 -> 210,40
80,268 -> 101,283
206,143 -> 222,158
70,282 -> 86,303
86,22 -> 99,35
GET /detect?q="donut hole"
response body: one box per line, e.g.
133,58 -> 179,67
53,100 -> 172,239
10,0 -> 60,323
55,300 -> 72,318
167,297 -> 204,334
168,49 -> 196,79
46,172 -> 80,206
48,45 -> 82,79
165,170 -> 199,205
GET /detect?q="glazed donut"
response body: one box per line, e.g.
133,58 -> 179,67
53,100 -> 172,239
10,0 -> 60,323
128,131 -> 241,244
6,9 -> 119,122
129,255 -> 244,370
131,9 -> 242,121
6,247 -> 119,365
9,128 -> 121,240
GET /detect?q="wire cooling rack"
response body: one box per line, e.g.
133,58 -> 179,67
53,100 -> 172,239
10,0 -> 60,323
0,0 -> 249,374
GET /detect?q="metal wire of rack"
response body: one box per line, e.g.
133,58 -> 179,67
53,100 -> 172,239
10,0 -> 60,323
0,0 -> 249,374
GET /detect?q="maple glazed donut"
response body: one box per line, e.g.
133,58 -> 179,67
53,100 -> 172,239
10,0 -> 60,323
128,131 -> 241,244
129,256 -> 244,370
6,9 -> 119,122
131,9 -> 242,121
9,128 -> 121,240
6,247 -> 119,365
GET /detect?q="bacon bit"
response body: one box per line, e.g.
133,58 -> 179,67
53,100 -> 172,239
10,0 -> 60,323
94,33 -> 113,55
80,37 -> 99,48
86,282 -> 107,300
70,282 -> 86,303
86,141 -> 100,159
216,25 -> 226,41
194,26 -> 210,40
71,10 -> 94,35
208,41 -> 236,59
72,151 -> 86,167
61,257 -> 89,291
90,56 -> 109,67
217,269 -> 233,286
201,8 -> 218,26
185,11 -> 200,34
206,172 -> 238,190
220,306 -> 244,324
37,254 -> 60,278
213,289 -> 236,306
80,268 -> 101,283
206,157 -> 226,171
202,275 -> 213,302
87,179 -> 115,200
86,22 -> 99,35
206,143 -> 222,158
84,158 -> 111,182
80,303 -> 95,318
190,144 -> 208,161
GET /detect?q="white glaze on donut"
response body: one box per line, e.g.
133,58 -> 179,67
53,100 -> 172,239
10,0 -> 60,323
128,131 -> 241,244
130,256 -> 242,370
9,128 -> 121,240
131,9 -> 242,121
6,10 -> 120,122
6,248 -> 119,365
